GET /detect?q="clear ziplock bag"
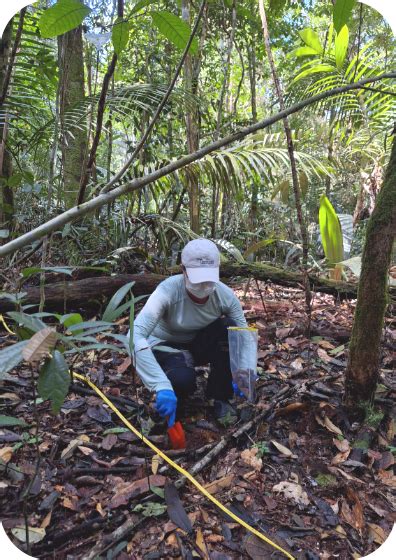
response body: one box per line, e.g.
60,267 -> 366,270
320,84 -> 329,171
227,326 -> 258,402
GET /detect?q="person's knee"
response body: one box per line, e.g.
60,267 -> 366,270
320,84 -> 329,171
167,367 -> 196,398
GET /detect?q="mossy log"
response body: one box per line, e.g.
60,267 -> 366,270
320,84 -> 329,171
0,261 -> 379,315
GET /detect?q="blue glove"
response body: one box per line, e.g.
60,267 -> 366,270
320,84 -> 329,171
155,390 -> 177,427
232,382 -> 246,399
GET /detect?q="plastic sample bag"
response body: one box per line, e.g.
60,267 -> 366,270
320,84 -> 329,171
228,327 -> 258,402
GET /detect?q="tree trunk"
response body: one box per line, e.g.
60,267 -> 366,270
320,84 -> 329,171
248,37 -> 258,233
182,0 -> 200,233
344,135 -> 396,406
0,17 -> 13,240
58,25 -> 87,209
258,0 -> 311,315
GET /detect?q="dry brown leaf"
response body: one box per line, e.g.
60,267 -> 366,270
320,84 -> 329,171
0,392 -> 20,401
328,466 -> 365,484
317,348 -> 332,362
11,526 -> 46,544
117,356 -> 131,374
240,448 -> 262,471
368,523 -> 387,545
290,357 -> 304,370
22,327 -> 58,363
196,527 -> 210,558
271,440 -> 294,457
272,481 -> 309,506
61,435 -> 90,460
151,454 -> 161,475
324,416 -> 343,435
78,445 -> 93,456
40,511 -> 52,529
332,450 -> 350,465
204,474 -> 234,494
0,446 -> 13,463
377,470 -> 396,488
317,340 -> 335,350
62,497 -> 79,511
334,525 -> 347,538
96,502 -> 106,517
332,438 -> 350,452
206,534 -> 223,543
109,475 -> 166,508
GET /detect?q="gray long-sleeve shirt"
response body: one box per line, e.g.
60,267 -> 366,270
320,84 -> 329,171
131,274 -> 247,392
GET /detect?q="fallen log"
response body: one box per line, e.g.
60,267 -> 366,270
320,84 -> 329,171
0,274 -> 164,313
1,262 -> 385,314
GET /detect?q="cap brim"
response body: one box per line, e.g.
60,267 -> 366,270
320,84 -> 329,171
186,267 -> 219,283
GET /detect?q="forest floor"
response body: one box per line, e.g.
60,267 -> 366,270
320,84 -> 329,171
0,278 -> 395,560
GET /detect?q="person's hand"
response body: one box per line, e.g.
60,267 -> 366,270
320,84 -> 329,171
155,390 -> 177,427
232,381 -> 246,398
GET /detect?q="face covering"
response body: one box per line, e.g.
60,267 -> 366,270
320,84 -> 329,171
185,277 -> 216,298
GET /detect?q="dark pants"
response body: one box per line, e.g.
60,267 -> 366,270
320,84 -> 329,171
153,317 -> 236,401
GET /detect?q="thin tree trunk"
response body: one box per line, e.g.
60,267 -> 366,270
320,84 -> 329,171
217,0 -> 237,234
248,37 -> 258,232
182,0 -> 200,233
58,23 -> 87,209
344,134 -> 396,406
1,72 -> 394,258
0,17 -> 15,240
258,0 -> 311,314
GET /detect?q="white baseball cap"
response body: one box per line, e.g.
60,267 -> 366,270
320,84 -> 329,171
181,239 -> 220,283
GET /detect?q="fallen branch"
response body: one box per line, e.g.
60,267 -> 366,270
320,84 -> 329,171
84,516 -> 144,560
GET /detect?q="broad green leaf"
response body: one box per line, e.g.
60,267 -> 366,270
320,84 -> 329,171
151,11 -> 198,55
60,313 -> 84,329
318,195 -> 344,265
38,0 -> 91,39
299,28 -> 323,54
272,180 -> 290,204
299,171 -> 308,198
38,350 -> 70,413
333,0 -> 356,33
335,25 -> 349,69
112,17 -> 130,55
64,342 -> 122,354
21,266 -> 74,278
7,312 -> 47,333
7,174 -> 23,188
293,63 -> 335,83
292,46 -> 320,57
130,0 -> 156,15
67,320 -> 113,332
243,238 -> 277,258
0,415 -> 28,427
103,427 -> 129,435
102,281 -> 135,322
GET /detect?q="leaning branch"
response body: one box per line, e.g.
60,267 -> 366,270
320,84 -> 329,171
0,72 -> 395,259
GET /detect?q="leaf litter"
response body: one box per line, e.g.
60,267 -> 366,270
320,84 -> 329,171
0,280 -> 395,558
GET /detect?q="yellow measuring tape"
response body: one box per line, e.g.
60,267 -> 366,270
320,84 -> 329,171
72,372 -> 294,559
0,313 -> 292,558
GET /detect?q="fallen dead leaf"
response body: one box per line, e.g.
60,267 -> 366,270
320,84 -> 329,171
78,445 -> 94,456
0,446 -> 13,463
205,534 -> 224,543
272,481 -> 309,506
241,448 -> 262,471
368,523 -> 387,545
196,527 -> 210,557
109,475 -> 166,508
101,433 -> 117,451
333,438 -> 350,452
117,356 -> 131,374
204,474 -> 234,494
151,454 -> 161,475
290,357 -> 304,370
61,435 -> 90,460
324,416 -> 343,436
40,511 -> 52,529
271,440 -> 294,457
96,502 -> 106,517
11,526 -> 46,544
317,348 -> 332,362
